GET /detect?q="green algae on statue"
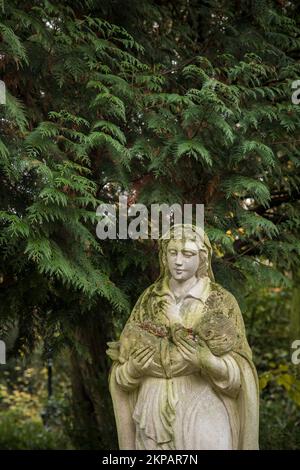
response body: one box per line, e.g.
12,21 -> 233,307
107,224 -> 259,450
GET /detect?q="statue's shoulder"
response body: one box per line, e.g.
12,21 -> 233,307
206,281 -> 241,311
132,282 -> 157,309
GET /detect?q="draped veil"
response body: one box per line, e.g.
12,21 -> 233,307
108,224 -> 259,449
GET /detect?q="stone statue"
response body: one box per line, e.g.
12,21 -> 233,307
107,224 -> 259,450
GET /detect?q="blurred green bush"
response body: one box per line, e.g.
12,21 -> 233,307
244,285 -> 300,449
0,354 -> 73,450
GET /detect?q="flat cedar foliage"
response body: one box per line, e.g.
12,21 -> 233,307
0,0 -> 300,449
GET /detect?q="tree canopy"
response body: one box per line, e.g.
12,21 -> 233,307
1,0 -> 300,449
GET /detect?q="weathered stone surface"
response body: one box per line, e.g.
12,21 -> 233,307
107,224 -> 259,450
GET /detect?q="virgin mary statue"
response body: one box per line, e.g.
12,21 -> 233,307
107,224 -> 259,450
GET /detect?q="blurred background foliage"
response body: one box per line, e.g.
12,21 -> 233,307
244,285 -> 300,449
1,278 -> 299,449
0,350 -> 73,449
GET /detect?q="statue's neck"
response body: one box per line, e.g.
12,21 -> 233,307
169,275 -> 198,302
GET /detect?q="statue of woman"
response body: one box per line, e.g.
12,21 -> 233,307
107,224 -> 259,450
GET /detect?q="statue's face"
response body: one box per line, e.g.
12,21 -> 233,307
166,239 -> 200,282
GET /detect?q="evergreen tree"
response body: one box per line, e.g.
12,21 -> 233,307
1,0 -> 300,448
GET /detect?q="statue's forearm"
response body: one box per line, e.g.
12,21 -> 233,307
200,353 -> 241,397
115,361 -> 142,391
200,354 -> 228,381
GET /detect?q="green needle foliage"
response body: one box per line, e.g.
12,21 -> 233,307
1,0 -> 300,448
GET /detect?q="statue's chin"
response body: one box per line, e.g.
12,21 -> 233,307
171,274 -> 189,281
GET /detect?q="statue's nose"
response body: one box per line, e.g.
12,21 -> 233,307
175,253 -> 183,265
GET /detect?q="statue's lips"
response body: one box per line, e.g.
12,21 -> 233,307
175,268 -> 184,274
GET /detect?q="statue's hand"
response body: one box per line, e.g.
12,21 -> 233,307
127,345 -> 156,378
207,334 -> 230,355
174,333 -> 228,380
171,349 -> 199,375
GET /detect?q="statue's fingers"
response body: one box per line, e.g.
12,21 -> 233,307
141,351 -> 156,369
135,347 -> 155,363
179,343 -> 195,355
177,341 -> 192,354
210,337 -> 227,348
176,328 -> 187,338
132,346 -> 147,357
137,345 -> 153,356
213,334 -> 227,339
173,334 -> 180,346
208,339 -> 219,348
177,344 -> 190,360
175,334 -> 189,346
140,349 -> 156,362
212,334 -> 227,343
131,346 -> 139,356
178,335 -> 197,351
132,345 -> 151,359
177,343 -> 186,356
182,333 -> 197,345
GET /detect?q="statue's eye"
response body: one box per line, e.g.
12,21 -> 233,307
168,250 -> 177,255
182,251 -> 195,257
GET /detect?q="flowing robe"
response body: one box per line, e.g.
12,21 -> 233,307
108,276 -> 259,450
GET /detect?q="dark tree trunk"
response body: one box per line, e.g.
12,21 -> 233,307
69,314 -> 117,450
